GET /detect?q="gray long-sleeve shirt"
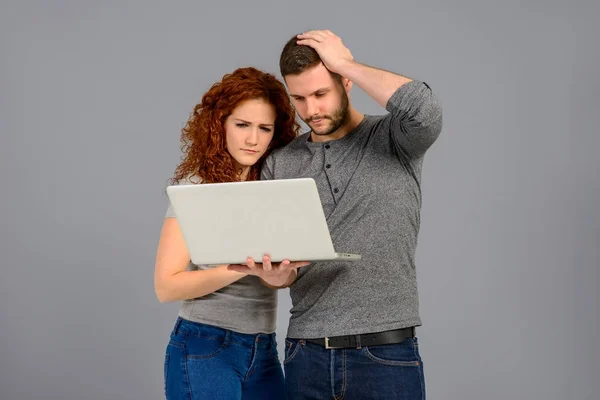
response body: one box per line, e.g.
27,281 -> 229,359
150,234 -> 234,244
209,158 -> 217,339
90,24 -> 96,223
261,80 -> 443,338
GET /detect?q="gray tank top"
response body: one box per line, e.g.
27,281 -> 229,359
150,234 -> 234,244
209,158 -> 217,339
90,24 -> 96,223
164,177 -> 277,334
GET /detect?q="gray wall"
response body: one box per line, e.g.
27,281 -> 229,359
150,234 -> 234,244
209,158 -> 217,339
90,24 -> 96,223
1,0 -> 598,399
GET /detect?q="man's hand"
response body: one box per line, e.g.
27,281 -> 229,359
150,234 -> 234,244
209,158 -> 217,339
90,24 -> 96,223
227,255 -> 309,288
296,30 -> 354,74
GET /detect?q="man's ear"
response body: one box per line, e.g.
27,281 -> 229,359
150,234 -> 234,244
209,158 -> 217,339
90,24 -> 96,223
342,77 -> 353,93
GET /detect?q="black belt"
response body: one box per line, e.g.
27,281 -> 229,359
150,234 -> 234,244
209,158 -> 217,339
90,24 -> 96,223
306,327 -> 416,349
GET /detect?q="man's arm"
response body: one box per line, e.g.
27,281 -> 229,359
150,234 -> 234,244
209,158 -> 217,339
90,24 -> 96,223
383,79 -> 443,156
334,60 -> 412,109
297,30 -> 442,156
296,30 -> 411,108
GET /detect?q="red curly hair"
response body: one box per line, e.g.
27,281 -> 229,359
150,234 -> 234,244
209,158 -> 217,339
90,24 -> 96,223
170,67 -> 300,184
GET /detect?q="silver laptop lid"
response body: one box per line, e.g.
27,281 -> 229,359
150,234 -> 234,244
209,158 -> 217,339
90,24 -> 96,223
166,178 -> 342,265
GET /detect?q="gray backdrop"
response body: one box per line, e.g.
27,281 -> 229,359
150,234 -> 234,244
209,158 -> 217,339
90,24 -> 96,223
1,0 -> 598,399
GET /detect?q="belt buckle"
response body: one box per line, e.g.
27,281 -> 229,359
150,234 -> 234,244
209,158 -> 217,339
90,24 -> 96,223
324,337 -> 341,349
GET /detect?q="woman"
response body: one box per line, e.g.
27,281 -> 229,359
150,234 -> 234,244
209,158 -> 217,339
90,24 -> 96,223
155,67 -> 305,400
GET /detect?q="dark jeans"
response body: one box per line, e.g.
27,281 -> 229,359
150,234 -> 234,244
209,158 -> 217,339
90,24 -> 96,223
284,336 -> 425,399
164,317 -> 285,400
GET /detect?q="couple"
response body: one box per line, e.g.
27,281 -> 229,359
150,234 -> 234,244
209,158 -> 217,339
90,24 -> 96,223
154,29 -> 443,400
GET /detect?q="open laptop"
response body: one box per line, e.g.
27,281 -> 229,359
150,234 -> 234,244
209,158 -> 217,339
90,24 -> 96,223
165,178 -> 361,265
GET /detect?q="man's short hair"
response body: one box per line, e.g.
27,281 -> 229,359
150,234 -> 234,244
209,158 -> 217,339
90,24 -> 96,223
279,34 -> 342,82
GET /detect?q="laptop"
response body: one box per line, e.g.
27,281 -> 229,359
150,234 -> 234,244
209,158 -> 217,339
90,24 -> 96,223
165,178 -> 361,265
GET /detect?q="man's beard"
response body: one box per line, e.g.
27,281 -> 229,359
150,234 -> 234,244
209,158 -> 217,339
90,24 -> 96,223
305,89 -> 350,136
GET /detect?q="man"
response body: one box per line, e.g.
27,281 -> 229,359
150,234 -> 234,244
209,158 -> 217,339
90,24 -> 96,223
231,29 -> 442,399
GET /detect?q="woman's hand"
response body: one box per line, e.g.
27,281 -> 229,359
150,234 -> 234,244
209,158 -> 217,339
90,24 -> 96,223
227,255 -> 310,288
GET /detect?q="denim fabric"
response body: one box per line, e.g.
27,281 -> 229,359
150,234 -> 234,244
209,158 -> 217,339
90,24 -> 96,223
164,317 -> 285,400
284,336 -> 425,399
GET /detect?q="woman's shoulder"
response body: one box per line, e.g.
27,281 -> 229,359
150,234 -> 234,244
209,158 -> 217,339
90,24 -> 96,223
176,174 -> 203,185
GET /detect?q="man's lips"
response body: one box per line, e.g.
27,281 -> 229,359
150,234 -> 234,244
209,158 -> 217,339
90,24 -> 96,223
309,116 -> 327,125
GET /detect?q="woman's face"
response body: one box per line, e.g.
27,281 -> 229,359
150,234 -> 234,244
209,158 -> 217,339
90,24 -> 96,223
224,98 -> 276,178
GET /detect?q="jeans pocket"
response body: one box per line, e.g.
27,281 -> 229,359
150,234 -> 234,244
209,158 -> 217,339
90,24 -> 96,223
363,338 -> 421,366
283,338 -> 301,365
185,333 -> 227,360
168,337 -> 185,349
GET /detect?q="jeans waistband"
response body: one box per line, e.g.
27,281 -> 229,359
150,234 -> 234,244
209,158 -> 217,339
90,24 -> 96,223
172,317 -> 276,348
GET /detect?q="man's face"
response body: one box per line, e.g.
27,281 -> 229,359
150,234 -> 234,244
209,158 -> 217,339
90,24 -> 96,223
285,63 -> 350,137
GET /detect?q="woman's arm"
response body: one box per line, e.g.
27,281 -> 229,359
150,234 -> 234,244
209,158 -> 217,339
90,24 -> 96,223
154,218 -> 247,303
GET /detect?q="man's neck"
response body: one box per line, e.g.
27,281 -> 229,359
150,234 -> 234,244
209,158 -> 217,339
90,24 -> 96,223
310,107 -> 364,143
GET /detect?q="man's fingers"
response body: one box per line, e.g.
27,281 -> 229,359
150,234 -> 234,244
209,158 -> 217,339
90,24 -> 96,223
296,38 -> 320,49
297,31 -> 327,43
309,30 -> 332,39
298,30 -> 336,43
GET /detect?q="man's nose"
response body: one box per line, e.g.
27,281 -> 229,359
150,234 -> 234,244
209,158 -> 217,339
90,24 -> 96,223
306,97 -> 318,118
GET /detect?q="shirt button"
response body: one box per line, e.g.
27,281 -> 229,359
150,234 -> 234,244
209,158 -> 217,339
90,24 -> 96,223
326,164 -> 331,169
333,188 -> 339,193
325,144 -> 330,149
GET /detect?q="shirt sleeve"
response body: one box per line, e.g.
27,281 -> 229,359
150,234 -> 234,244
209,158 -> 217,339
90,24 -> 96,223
163,175 -> 200,218
260,154 -> 275,180
165,202 -> 176,218
385,80 -> 443,158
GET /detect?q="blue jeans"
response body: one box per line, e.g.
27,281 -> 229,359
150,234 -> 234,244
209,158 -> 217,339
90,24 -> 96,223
283,336 -> 425,399
164,317 -> 286,400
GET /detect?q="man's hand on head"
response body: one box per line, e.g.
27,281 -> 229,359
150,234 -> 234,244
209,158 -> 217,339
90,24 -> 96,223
296,30 -> 354,75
